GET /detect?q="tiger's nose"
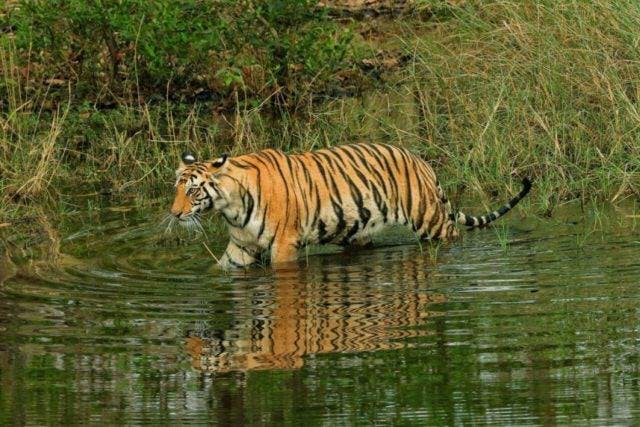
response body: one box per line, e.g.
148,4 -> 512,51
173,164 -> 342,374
171,208 -> 183,218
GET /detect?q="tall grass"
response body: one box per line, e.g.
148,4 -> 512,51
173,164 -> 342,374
401,1 -> 640,206
0,40 -> 69,202
1,0 -> 639,222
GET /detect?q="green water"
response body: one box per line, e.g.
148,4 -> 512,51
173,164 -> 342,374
1,201 -> 639,425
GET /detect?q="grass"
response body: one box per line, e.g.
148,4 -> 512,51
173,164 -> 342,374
1,0 -> 639,231
405,1 -> 640,202
426,241 -> 441,261
493,224 -> 510,251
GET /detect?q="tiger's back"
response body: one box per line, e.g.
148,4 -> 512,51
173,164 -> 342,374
239,143 -> 454,246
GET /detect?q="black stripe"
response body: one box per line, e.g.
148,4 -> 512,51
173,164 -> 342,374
317,220 -> 328,242
293,155 -> 312,193
284,154 -> 307,229
498,205 -> 510,215
262,151 -> 291,217
336,145 -> 360,170
310,185 -> 322,229
381,145 -> 409,223
368,144 -> 401,222
413,191 -> 427,232
257,200 -> 269,242
358,144 -> 393,199
328,148 -> 373,227
465,214 -> 476,227
410,162 -> 433,231
424,210 -> 443,239
268,221 -> 280,251
309,154 -> 332,196
349,144 -> 385,187
380,144 -> 401,172
257,213 -> 267,241
348,144 -> 371,163
431,214 -> 445,239
346,178 -> 371,227
326,147 -> 349,170
463,178 -> 532,228
331,203 -> 347,241
321,200 -> 347,244
339,221 -> 360,246
316,152 -> 344,204
372,184 -> 388,223
400,152 -> 413,223
337,145 -> 375,191
249,153 -> 271,169
242,192 -> 255,227
229,239 -> 255,257
216,173 -> 244,188
228,159 -> 252,169
227,258 -> 245,268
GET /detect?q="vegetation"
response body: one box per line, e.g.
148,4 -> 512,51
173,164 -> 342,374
2,3 -> 640,421
3,0 -> 355,107
1,0 -> 639,227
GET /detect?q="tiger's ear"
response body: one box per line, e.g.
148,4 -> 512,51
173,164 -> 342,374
181,151 -> 196,167
210,153 -> 228,169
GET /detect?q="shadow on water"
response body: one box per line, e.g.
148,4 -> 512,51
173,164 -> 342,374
1,200 -> 640,424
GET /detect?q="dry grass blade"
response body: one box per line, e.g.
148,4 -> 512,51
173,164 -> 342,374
202,242 -> 220,264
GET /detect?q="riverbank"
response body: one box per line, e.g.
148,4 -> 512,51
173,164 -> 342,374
1,1 -> 639,231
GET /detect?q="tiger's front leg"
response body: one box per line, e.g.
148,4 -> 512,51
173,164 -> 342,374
270,240 -> 299,265
218,240 -> 260,269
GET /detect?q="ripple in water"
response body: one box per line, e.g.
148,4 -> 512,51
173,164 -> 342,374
1,203 -> 639,425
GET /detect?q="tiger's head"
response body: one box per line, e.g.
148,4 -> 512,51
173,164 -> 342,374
171,151 -> 229,226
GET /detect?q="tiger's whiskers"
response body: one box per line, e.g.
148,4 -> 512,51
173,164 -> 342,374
194,216 -> 209,239
162,214 -> 176,235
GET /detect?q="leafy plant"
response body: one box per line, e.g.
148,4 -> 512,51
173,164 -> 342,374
6,0 -> 357,111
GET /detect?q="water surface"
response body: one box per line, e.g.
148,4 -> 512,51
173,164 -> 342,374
1,201 -> 639,425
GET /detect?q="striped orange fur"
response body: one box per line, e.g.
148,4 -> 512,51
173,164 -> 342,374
170,143 -> 531,268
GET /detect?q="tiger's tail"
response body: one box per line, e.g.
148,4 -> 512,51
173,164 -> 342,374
448,178 -> 532,228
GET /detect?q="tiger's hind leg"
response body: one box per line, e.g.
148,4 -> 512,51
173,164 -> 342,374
414,210 -> 458,242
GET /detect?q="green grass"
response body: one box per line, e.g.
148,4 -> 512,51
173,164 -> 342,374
493,223 -> 510,251
1,0 -> 639,227
402,0 -> 640,205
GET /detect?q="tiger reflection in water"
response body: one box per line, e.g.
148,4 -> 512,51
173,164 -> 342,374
185,246 -> 446,372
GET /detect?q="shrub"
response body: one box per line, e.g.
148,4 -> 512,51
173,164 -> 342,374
5,0 -> 356,110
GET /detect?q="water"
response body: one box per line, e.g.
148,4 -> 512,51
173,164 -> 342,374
1,201 -> 639,425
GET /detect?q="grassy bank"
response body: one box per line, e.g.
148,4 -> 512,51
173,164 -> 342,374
1,0 -> 639,228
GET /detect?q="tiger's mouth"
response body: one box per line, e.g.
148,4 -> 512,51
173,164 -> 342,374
174,213 -> 204,232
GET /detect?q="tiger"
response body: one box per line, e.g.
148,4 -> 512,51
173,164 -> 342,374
170,143 -> 531,269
